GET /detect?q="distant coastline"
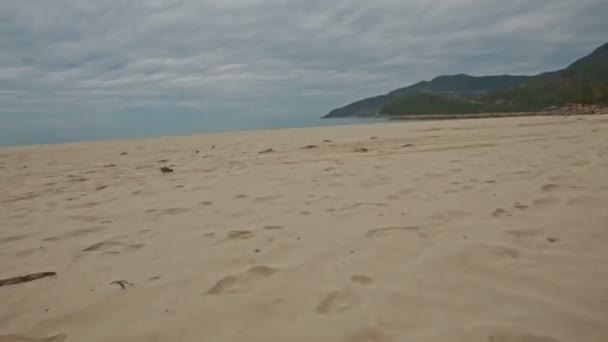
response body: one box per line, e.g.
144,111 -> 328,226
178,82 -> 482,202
387,104 -> 608,121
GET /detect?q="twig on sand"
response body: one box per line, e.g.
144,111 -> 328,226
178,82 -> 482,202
110,280 -> 134,290
259,148 -> 274,154
0,272 -> 57,287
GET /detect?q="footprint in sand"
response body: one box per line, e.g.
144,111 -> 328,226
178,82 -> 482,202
42,236 -> 60,242
15,248 -> 41,258
206,265 -> 278,295
316,290 -> 362,315
570,160 -> 589,167
488,330 -> 561,342
492,208 -> 511,217
226,230 -> 255,240
532,198 -> 561,207
67,175 -> 87,183
350,275 -> 375,285
159,208 -> 190,215
263,225 -> 284,230
425,172 -> 446,179
416,232 -> 430,240
366,226 -> 420,238
0,334 -> 67,342
445,185 -> 474,194
0,235 -> 29,245
471,244 -> 521,260
82,240 -> 145,254
63,226 -> 106,238
541,184 -> 561,192
505,228 -> 542,239
252,195 -> 282,203
430,210 -> 471,223
68,201 -> 100,209
344,328 -> 394,342
513,202 -> 529,210
340,202 -> 388,211
566,196 -> 602,207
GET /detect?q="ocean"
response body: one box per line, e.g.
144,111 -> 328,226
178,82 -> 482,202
0,113 -> 386,147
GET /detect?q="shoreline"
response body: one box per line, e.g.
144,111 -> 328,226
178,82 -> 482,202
323,104 -> 608,121
3,110 -> 607,150
0,117 -> 387,150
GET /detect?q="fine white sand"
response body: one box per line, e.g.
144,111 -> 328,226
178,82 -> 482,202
1,115 -> 608,342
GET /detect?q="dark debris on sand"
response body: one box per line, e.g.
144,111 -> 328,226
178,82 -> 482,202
160,166 -> 174,173
259,148 -> 275,154
354,147 -> 369,153
110,280 -> 134,290
492,208 -> 509,217
301,145 -> 318,150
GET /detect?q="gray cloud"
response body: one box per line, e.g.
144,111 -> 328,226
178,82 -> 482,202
1,0 -> 607,143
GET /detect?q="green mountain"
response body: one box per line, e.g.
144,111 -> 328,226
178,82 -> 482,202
323,42 -> 608,118
323,74 -> 532,118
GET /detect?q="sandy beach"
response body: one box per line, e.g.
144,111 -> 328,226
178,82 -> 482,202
1,115 -> 607,342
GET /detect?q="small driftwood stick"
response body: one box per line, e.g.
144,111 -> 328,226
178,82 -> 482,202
0,272 -> 57,287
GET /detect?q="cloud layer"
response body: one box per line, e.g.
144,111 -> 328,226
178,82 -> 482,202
1,0 -> 607,144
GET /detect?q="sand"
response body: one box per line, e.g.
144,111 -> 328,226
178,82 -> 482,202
1,115 -> 608,342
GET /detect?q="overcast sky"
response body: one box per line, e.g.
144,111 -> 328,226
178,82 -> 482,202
1,0 -> 607,144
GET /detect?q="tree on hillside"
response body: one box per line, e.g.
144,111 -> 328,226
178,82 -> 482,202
580,83 -> 594,104
601,85 -> 608,104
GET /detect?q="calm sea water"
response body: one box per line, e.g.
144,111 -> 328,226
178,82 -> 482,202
0,114 -> 386,147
